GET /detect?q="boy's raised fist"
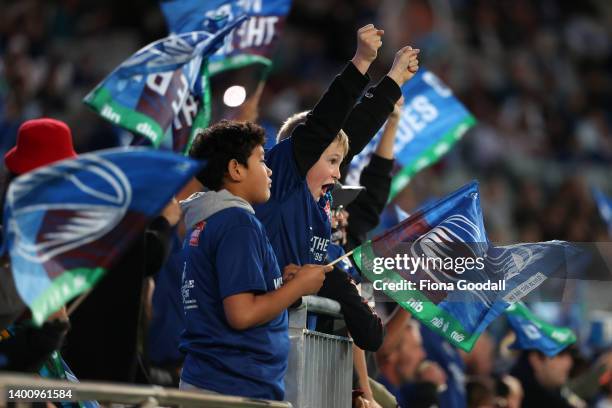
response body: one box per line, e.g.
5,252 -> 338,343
351,24 -> 384,74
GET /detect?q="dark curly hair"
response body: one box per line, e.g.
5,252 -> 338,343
189,120 -> 266,191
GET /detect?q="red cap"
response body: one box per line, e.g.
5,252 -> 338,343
4,118 -> 77,175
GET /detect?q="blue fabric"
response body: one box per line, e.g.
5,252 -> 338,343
254,138 -> 332,269
83,17 -> 245,152
1,147 -> 201,325
421,326 -> 467,408
346,69 -> 474,185
505,302 -> 576,357
160,0 -> 292,74
148,231 -> 184,366
179,207 -> 288,400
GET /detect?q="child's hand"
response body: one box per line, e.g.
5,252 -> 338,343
351,24 -> 384,75
294,264 -> 332,295
282,263 -> 300,283
387,46 -> 420,86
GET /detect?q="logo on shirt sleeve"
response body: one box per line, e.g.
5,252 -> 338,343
189,221 -> 206,246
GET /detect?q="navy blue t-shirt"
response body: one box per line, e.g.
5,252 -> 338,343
254,138 -> 332,269
179,207 -> 288,400
148,231 -> 184,367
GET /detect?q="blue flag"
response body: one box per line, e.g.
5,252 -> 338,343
593,187 -> 612,236
84,18 -> 245,154
2,148 -> 202,325
160,0 -> 292,75
506,302 -> 576,357
347,70 -> 476,199
352,181 -> 579,351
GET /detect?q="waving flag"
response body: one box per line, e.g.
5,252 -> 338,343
84,17 -> 245,154
347,70 -> 476,199
2,148 -> 202,325
351,181 -> 579,351
593,188 -> 612,236
506,302 -> 576,356
161,0 -> 292,75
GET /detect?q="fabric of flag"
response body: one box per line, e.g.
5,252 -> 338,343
505,302 -> 576,356
351,181 -> 579,352
593,187 -> 612,236
346,70 -> 476,199
1,148 -> 202,325
161,0 -> 292,75
83,17 -> 245,154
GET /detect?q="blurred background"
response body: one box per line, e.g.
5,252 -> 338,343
1,0 -> 611,326
1,0 -> 610,244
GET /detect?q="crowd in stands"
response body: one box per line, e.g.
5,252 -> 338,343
1,1 -> 612,407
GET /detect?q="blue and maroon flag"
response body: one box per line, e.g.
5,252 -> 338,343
1,148 -> 202,325
161,0 -> 292,75
351,181 -> 579,351
84,17 -> 245,154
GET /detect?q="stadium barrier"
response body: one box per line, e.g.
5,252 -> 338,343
0,373 -> 292,407
285,295 -> 353,408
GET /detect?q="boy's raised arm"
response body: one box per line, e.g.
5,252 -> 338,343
292,25 -> 383,177
341,46 -> 420,178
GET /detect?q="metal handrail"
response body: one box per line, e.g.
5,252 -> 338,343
301,295 -> 342,318
0,373 -> 292,407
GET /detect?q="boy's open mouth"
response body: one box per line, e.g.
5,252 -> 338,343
321,183 -> 335,195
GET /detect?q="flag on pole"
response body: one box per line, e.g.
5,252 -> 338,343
347,70 -> 476,199
2,148 -> 202,325
351,181 -> 579,352
84,17 -> 245,154
505,302 -> 577,356
160,0 -> 292,75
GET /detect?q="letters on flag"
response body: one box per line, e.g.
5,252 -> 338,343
84,17 -> 245,154
347,70 -> 476,199
351,181 -> 579,351
2,148 -> 202,325
161,0 -> 292,75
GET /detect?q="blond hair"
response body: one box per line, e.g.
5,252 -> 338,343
276,111 -> 349,155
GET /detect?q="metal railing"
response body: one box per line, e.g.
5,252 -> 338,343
285,296 -> 353,408
0,373 -> 292,407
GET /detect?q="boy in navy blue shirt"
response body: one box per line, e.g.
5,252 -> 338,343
254,24 -> 420,272
179,121 -> 331,400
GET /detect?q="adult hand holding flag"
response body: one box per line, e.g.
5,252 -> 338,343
2,148 -> 202,325
84,16 -> 246,153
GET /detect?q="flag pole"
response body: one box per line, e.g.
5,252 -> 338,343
67,290 -> 91,317
326,249 -> 355,267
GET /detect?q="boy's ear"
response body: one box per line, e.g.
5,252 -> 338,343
227,158 -> 246,182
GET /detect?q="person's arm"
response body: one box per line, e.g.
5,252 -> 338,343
317,267 -> 383,351
353,345 -> 383,408
292,25 -> 382,177
345,98 -> 404,251
144,199 -> 181,276
376,306 -> 411,363
223,264 -> 331,330
340,46 -> 419,178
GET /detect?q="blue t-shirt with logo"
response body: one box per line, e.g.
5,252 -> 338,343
179,207 -> 288,400
254,138 -> 332,269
